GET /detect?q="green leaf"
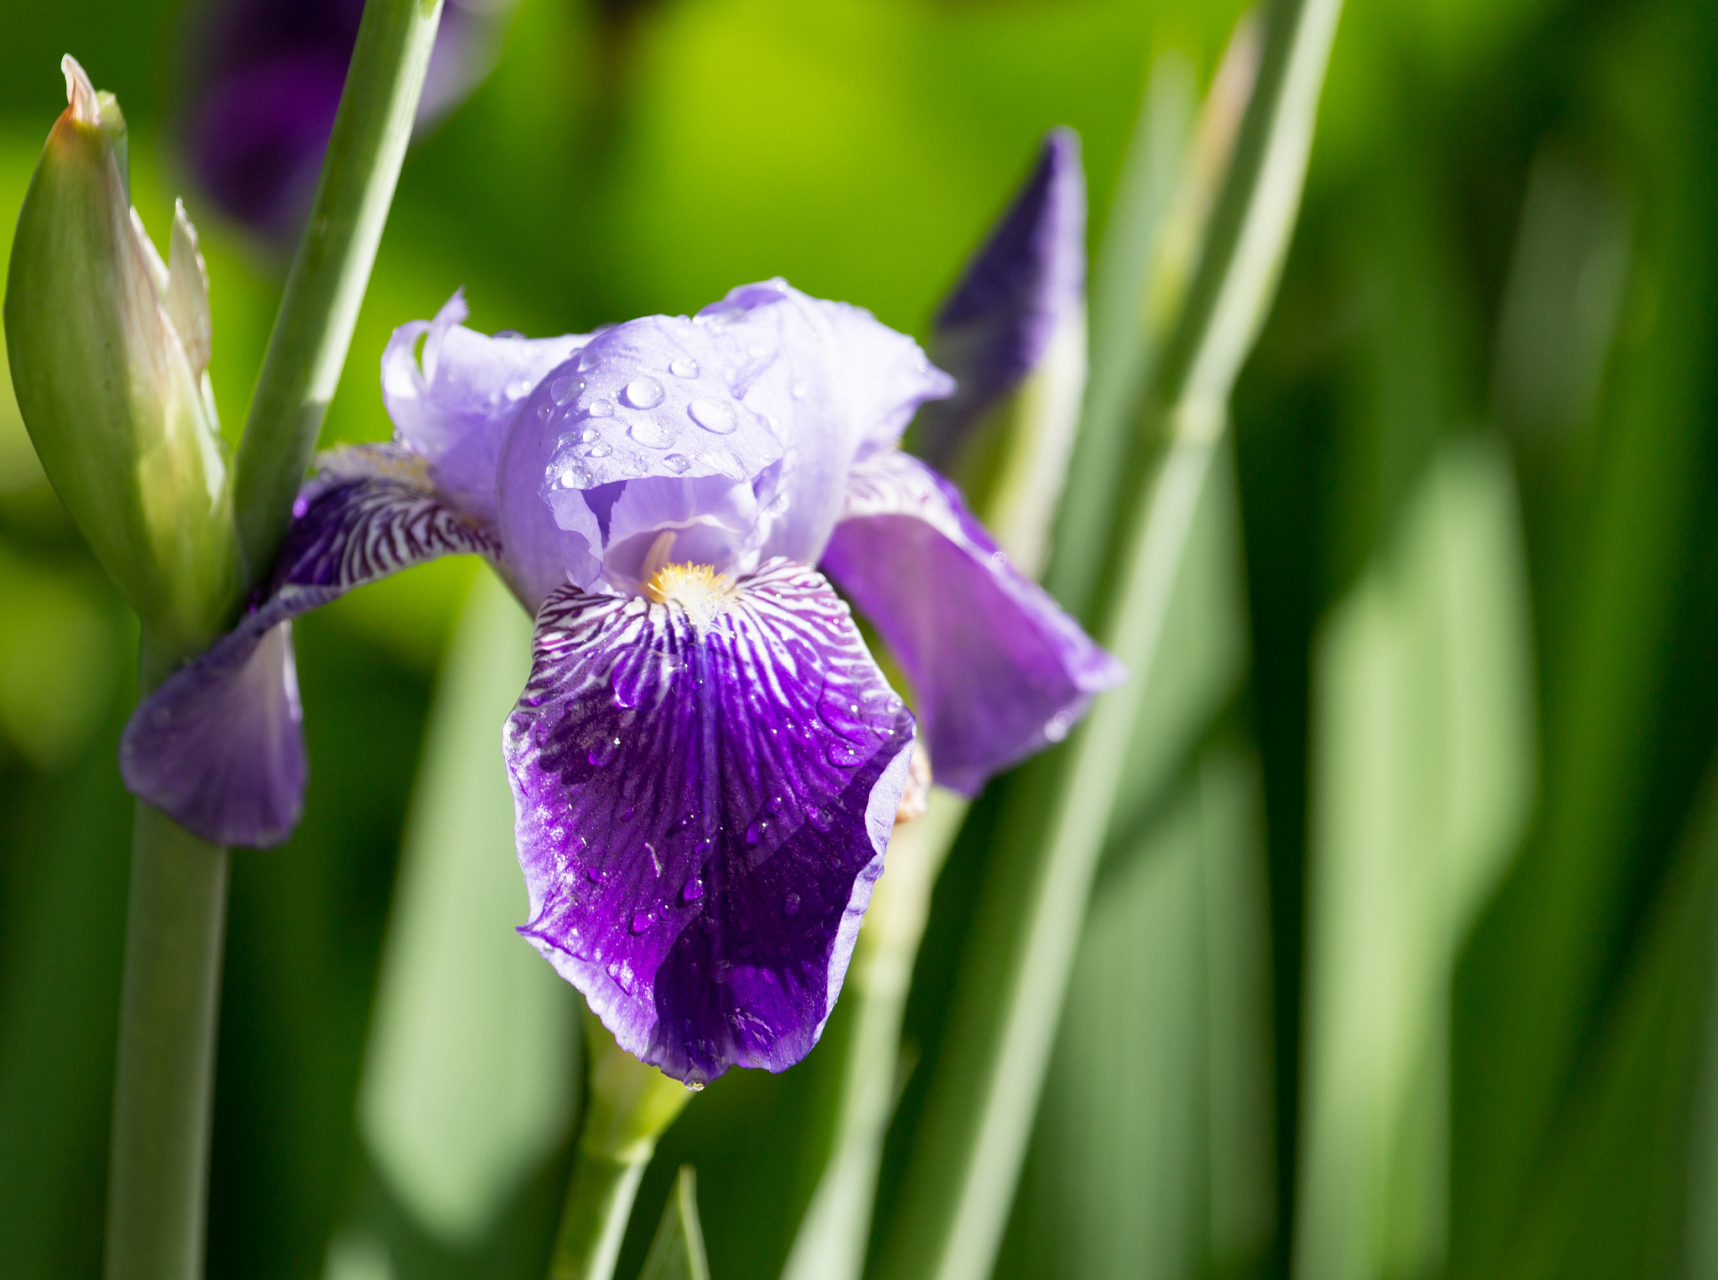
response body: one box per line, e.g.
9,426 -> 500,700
639,1168 -> 711,1280
357,570 -> 579,1245
1295,438 -> 1535,1280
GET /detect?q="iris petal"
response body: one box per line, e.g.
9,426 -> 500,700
821,450 -> 1124,795
120,444 -> 501,845
505,557 -> 916,1083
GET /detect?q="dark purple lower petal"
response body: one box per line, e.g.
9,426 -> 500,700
121,444 -> 500,846
506,557 -> 915,1084
821,450 -> 1124,795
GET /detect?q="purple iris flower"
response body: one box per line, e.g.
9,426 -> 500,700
122,278 -> 1120,1083
184,0 -> 507,240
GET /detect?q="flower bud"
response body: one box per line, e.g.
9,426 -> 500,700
913,129 -> 1088,580
4,57 -> 237,651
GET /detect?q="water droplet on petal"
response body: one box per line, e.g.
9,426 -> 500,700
807,806 -> 834,833
629,417 -> 674,448
587,736 -> 621,766
584,442 -> 611,458
745,821 -> 764,845
536,402 -> 553,421
623,376 -> 665,409
689,398 -> 737,434
579,426 -> 599,444
558,465 -> 593,489
585,863 -> 606,884
791,381 -> 808,399
631,911 -> 653,934
551,374 -> 584,405
669,357 -> 700,378
664,453 -> 691,474
682,878 -> 705,902
495,329 -> 526,341
618,803 -> 635,822
784,891 -> 800,915
588,399 -> 614,417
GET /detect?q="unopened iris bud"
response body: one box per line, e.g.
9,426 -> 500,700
913,129 -> 1088,579
5,57 -> 237,652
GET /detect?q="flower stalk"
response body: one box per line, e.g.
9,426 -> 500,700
549,1012 -> 695,1280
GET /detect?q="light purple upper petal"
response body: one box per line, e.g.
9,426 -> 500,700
120,445 -> 501,846
914,129 -> 1087,472
482,281 -> 952,607
506,558 -> 916,1083
820,450 -> 1123,795
382,292 -> 589,522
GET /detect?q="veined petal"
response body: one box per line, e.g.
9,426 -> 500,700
121,444 -> 500,846
820,450 -> 1123,795
506,557 -> 916,1084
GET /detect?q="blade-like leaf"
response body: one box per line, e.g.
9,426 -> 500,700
639,1168 -> 710,1280
1295,438 -> 1534,1280
358,570 -> 579,1244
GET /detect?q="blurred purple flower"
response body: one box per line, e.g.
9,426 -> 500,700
122,278 -> 1120,1082
183,0 -> 511,240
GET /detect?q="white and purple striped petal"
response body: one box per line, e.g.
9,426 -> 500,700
821,449 -> 1124,796
506,558 -> 915,1083
121,445 -> 500,846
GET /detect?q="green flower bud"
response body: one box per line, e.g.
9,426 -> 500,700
4,57 -> 237,651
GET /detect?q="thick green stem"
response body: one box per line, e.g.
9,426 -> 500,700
233,0 -> 444,587
870,2 -> 1344,1278
104,640 -> 230,1280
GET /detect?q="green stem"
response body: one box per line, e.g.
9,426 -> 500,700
550,1012 -> 695,1280
550,1149 -> 651,1280
232,0 -> 444,587
869,2 -> 1345,1278
104,641 -> 230,1280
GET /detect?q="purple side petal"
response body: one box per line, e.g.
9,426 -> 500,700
915,130 -> 1087,471
820,450 -> 1123,795
121,445 -> 500,846
506,558 -> 916,1083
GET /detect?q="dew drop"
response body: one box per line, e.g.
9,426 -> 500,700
618,803 -> 635,822
682,878 -> 705,903
505,377 -> 532,398
587,736 -> 621,767
664,453 -> 691,474
536,402 -> 552,421
791,381 -> 808,399
689,398 -> 738,434
686,1080 -> 706,1092
807,806 -> 833,833
745,821 -> 765,845
628,417 -> 674,448
784,891 -> 801,916
551,374 -> 584,405
585,864 -> 606,884
623,376 -> 665,409
584,442 -> 612,458
558,465 -> 593,489
669,357 -> 700,378
630,911 -> 653,935
495,329 -> 525,341
579,426 -> 599,444
587,399 -> 614,418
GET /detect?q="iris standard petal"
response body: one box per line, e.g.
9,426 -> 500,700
820,450 -> 1124,795
914,128 -> 1087,472
383,291 -> 589,521
692,279 -> 956,565
121,444 -> 500,845
505,557 -> 916,1083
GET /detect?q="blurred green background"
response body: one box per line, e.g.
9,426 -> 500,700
2,0 -> 1716,1277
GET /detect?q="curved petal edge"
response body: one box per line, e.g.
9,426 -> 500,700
505,557 -> 916,1083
